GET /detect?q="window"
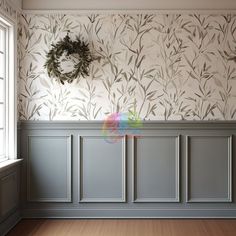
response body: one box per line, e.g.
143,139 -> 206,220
0,20 -> 7,159
0,16 -> 16,161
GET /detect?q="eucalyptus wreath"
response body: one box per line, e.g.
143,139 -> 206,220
44,34 -> 92,84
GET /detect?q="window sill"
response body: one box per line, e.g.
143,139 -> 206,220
0,159 -> 23,173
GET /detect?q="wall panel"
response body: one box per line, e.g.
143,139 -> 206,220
0,162 -> 21,235
27,135 -> 72,202
0,172 -> 18,217
79,135 -> 126,202
186,135 -> 232,202
133,136 -> 179,202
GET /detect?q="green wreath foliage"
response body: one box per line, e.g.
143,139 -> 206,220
44,35 -> 92,84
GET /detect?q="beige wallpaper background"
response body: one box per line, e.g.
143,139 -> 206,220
18,13 -> 236,120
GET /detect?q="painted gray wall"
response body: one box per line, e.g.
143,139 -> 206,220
22,0 -> 236,10
79,136 -> 126,202
186,136 -> 232,202
19,121 -> 236,218
27,136 -> 71,202
0,163 -> 21,235
133,136 -> 179,202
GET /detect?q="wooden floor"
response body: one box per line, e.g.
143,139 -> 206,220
7,219 -> 236,236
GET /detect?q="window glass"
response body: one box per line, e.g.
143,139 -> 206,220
0,16 -> 16,161
0,54 -> 4,79
0,129 -> 4,156
0,24 -> 5,159
0,78 -> 3,102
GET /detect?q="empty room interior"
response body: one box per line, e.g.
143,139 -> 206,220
1,0 -> 236,235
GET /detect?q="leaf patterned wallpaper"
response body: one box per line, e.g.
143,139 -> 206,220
0,0 -> 18,21
18,13 -> 236,120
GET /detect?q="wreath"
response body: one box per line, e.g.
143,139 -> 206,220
44,34 -> 92,84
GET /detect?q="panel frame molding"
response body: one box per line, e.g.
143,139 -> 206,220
132,135 -> 180,203
186,135 -> 233,203
0,171 -> 18,217
78,135 -> 126,203
26,135 -> 72,203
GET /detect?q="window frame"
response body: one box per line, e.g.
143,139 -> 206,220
0,14 -> 17,162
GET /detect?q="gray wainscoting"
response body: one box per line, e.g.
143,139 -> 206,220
0,161 -> 22,235
186,135 -> 232,203
27,135 -> 72,202
0,172 -> 18,217
133,135 -> 179,202
19,121 -> 236,218
79,135 -> 126,203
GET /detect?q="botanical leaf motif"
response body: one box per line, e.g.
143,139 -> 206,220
18,13 -> 236,120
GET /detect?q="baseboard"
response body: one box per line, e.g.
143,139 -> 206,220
0,211 -> 21,236
22,208 -> 236,218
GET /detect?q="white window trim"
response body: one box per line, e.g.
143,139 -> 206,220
0,14 -> 17,162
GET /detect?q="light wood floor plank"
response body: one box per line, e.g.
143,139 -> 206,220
7,219 -> 236,236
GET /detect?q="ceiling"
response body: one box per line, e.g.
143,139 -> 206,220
22,0 -> 236,10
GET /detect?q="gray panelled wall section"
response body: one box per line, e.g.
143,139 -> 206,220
19,121 -> 236,218
0,162 -> 21,235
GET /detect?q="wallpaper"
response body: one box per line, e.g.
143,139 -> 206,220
0,0 -> 18,21
18,13 -> 236,120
